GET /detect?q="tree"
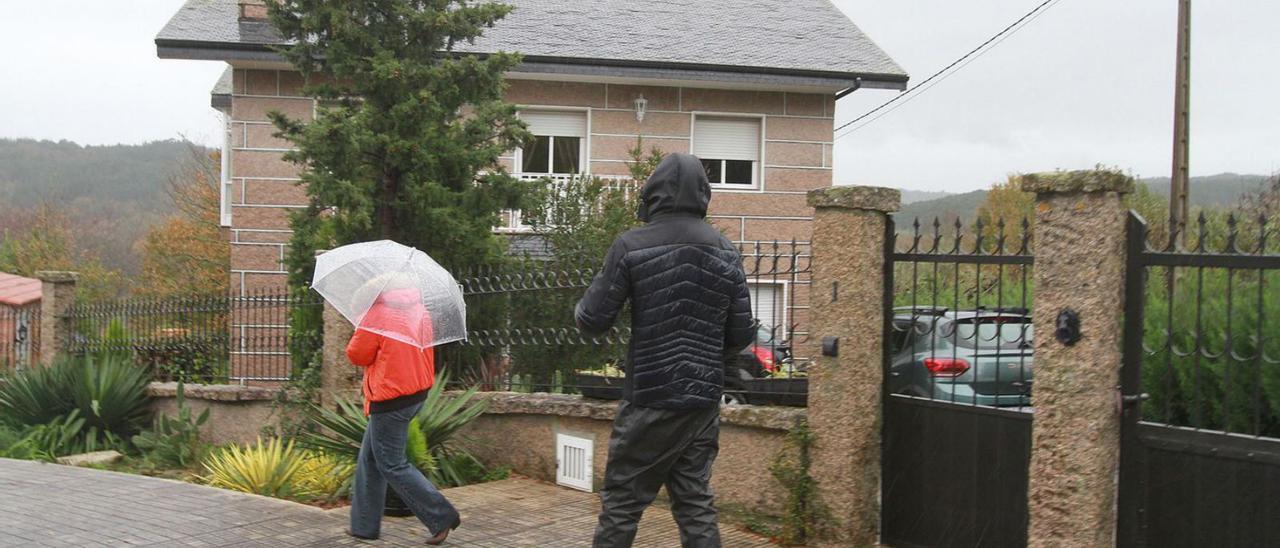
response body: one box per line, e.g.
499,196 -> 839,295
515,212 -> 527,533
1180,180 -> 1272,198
268,0 -> 531,285
0,204 -> 124,301
501,139 -> 664,387
267,0 -> 530,379
136,150 -> 229,298
975,175 -> 1035,250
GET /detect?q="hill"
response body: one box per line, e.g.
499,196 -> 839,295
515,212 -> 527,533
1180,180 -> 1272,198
894,174 -> 1271,227
0,138 -> 211,275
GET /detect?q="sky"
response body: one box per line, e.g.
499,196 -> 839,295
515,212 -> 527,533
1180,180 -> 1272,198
1,0 -> 1277,192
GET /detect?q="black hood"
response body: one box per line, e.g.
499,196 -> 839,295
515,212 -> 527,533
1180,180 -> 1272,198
638,153 -> 711,222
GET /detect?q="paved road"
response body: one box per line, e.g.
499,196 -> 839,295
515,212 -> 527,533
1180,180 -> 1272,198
0,458 -> 773,547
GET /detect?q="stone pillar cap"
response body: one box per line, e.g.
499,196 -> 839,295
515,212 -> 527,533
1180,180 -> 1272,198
1020,169 -> 1134,195
807,185 -> 901,213
35,271 -> 79,283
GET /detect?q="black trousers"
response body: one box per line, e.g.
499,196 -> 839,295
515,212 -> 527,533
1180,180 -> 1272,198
593,400 -> 722,548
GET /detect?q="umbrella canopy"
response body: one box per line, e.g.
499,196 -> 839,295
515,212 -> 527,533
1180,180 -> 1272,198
312,240 -> 466,349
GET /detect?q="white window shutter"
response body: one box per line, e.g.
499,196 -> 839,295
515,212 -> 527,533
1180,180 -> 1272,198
522,110 -> 587,137
748,283 -> 780,333
693,116 -> 761,161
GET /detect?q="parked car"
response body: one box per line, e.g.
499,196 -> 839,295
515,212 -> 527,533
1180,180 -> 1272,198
888,307 -> 1034,407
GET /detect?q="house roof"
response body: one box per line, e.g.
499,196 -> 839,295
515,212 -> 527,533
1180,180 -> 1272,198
0,272 -> 41,308
157,0 -> 907,93
211,66 -> 233,110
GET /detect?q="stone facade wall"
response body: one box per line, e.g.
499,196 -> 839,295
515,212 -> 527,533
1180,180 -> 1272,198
500,79 -> 832,244
458,393 -> 805,517
222,70 -> 833,293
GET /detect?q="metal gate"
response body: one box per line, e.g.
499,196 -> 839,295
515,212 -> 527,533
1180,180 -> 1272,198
1118,212 -> 1280,547
881,217 -> 1034,547
1,304 -> 40,371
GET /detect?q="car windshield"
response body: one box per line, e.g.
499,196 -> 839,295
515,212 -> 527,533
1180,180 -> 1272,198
950,318 -> 1033,350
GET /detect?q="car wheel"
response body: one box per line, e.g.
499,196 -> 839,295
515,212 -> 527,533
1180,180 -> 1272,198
721,391 -> 747,406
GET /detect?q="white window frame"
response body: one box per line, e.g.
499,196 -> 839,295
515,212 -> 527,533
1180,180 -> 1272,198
690,112 -> 765,191
220,112 -> 233,227
515,108 -> 591,177
747,279 -> 790,342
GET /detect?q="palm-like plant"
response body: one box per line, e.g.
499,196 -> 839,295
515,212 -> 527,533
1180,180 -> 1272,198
0,355 -> 151,444
202,437 -> 315,499
299,370 -> 487,486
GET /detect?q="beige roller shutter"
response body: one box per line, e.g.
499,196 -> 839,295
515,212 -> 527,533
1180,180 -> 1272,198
693,116 -> 761,161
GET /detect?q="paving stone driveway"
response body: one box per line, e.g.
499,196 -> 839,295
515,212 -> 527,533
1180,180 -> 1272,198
0,458 -> 773,547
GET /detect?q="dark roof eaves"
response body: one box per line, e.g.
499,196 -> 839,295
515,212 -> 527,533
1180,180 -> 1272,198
156,38 -> 908,91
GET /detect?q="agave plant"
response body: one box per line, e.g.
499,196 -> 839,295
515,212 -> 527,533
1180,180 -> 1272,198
0,355 -> 151,444
0,361 -> 75,426
68,355 -> 152,438
299,370 -> 487,487
294,452 -> 356,501
202,437 -> 316,499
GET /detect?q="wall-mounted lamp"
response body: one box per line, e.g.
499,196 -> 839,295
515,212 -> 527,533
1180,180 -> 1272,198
634,95 -> 648,123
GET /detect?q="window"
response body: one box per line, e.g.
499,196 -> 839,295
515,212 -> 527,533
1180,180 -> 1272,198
519,110 -> 586,175
693,116 -> 761,186
748,282 -> 786,342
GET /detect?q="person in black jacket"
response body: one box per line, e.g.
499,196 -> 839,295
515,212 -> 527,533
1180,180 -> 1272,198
576,152 -> 755,548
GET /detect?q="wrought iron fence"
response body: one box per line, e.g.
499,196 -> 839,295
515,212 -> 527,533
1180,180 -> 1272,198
1131,211 -> 1280,438
888,217 -> 1036,409
441,239 -> 812,406
63,290 -> 324,384
1,304 -> 40,371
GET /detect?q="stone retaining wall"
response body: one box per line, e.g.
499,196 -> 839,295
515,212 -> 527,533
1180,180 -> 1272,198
147,383 -> 286,446
459,393 -> 805,517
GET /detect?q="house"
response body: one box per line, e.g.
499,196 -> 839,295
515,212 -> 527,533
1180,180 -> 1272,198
157,0 -> 905,277
0,272 -> 41,369
155,0 -> 906,375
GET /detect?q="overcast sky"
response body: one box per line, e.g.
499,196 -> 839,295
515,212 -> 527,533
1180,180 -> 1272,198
1,0 -> 1277,192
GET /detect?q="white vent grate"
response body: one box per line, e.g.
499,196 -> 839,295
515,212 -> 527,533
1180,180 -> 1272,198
555,433 -> 594,492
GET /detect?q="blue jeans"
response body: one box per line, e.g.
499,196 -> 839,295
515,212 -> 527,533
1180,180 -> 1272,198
350,402 -> 459,539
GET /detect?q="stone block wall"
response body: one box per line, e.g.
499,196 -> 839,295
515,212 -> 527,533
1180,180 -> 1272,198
457,393 -> 805,517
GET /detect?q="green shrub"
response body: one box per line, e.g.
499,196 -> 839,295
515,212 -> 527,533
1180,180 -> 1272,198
0,410 -> 123,461
299,370 -> 489,487
0,355 -> 151,445
132,382 -> 210,468
0,361 -> 75,426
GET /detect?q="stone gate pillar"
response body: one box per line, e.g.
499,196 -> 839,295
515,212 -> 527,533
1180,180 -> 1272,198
1021,170 -> 1133,547
36,271 -> 78,367
805,186 -> 900,547
317,250 -> 360,407
320,299 -> 361,407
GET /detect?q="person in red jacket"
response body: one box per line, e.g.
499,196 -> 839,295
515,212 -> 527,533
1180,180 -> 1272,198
345,281 -> 460,545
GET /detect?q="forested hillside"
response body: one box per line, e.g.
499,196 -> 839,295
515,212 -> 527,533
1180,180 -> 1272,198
895,173 -> 1270,226
0,139 -> 210,277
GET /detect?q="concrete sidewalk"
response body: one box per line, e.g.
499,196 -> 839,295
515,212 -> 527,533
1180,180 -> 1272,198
0,458 -> 773,547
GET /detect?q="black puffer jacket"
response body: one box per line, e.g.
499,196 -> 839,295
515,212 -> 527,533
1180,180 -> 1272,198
575,153 -> 755,409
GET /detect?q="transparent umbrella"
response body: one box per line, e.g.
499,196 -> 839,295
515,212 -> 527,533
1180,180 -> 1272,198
311,240 -> 466,349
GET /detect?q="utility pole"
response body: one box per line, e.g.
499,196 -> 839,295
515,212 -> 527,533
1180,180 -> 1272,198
1170,0 -> 1191,246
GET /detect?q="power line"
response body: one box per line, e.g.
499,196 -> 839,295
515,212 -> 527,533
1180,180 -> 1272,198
834,0 -> 1065,141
